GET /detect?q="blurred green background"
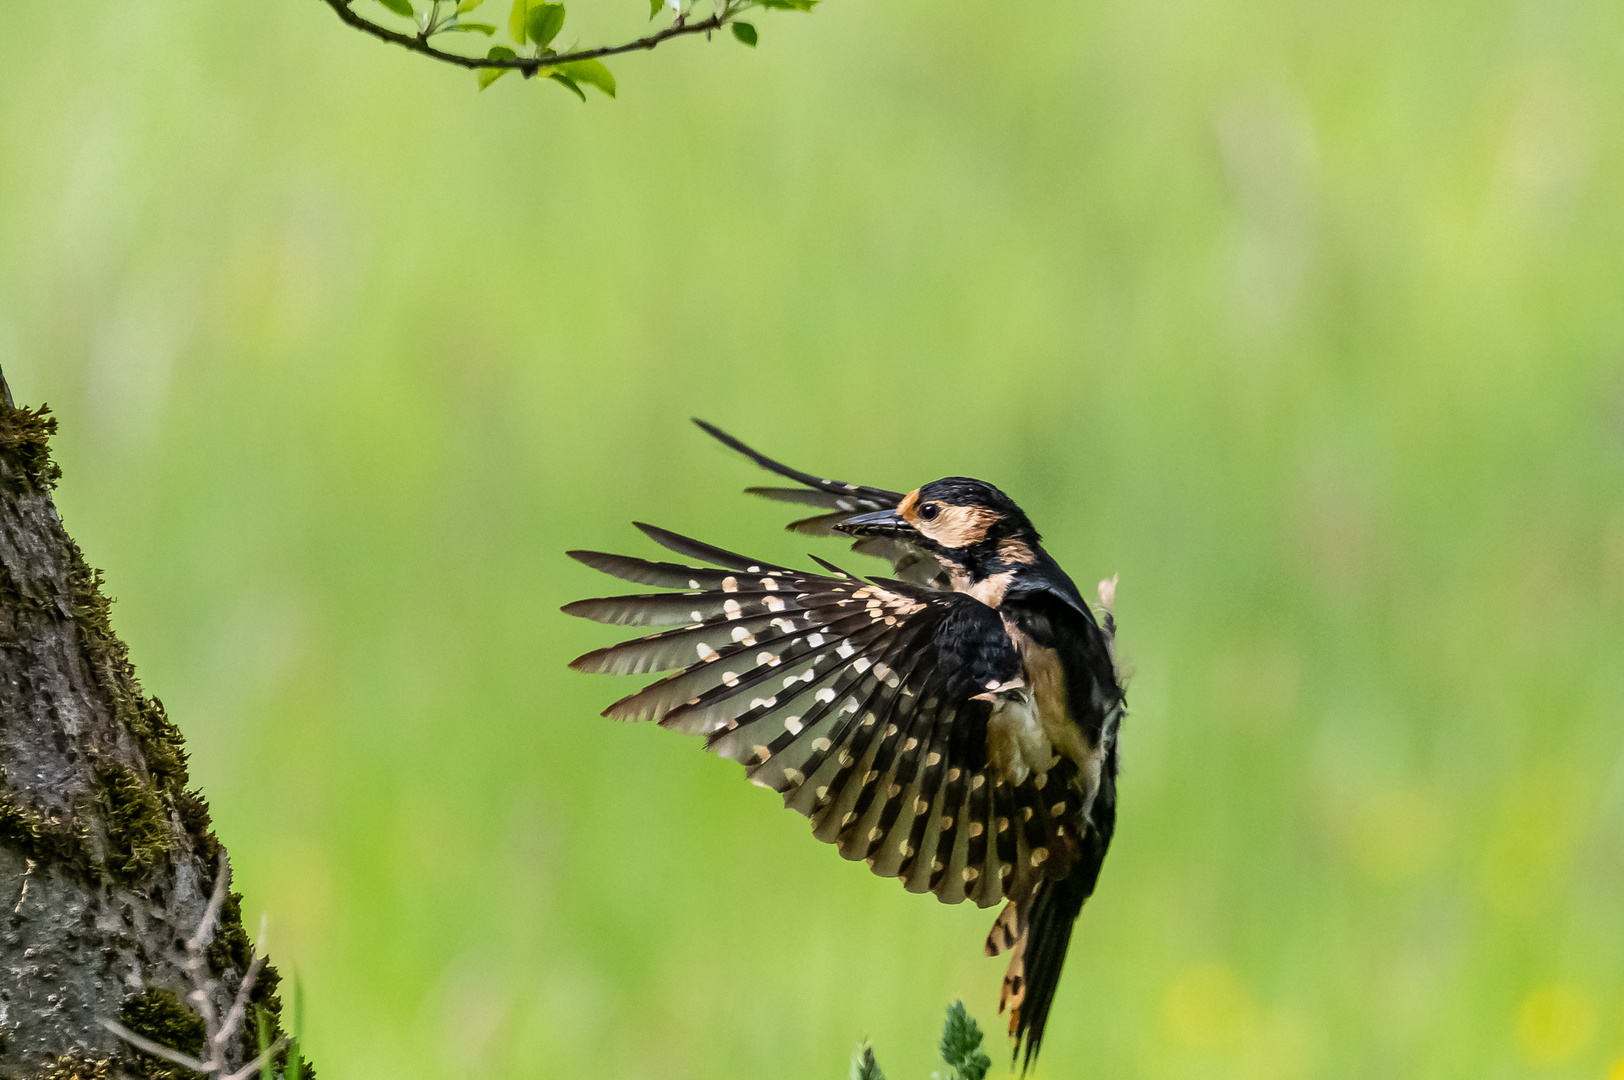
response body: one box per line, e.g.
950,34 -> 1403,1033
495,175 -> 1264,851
3,0 -> 1623,1076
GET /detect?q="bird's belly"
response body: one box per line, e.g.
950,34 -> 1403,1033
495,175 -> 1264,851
1017,636 -> 1104,818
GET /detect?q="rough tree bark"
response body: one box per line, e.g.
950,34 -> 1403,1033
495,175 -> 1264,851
0,369 -> 295,1079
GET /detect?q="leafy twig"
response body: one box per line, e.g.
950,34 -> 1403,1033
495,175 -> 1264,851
321,0 -> 731,75
320,0 -> 814,95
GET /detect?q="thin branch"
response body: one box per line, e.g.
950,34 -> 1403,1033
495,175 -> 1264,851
321,0 -> 730,73
213,949 -> 268,1056
188,851 -> 231,955
101,850 -> 291,1078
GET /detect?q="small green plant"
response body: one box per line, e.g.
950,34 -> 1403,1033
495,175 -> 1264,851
852,1002 -> 992,1080
938,1001 -> 992,1080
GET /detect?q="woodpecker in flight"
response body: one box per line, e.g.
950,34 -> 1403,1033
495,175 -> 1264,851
564,421 -> 1126,1070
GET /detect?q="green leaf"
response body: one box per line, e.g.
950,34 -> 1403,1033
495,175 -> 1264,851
547,71 -> 586,101
757,0 -> 816,9
457,0 -> 483,10
557,58 -> 614,96
508,0 -> 530,42
525,2 -> 565,46
377,0 -> 415,16
648,0 -> 663,17
939,1002 -> 991,1080
444,20 -> 496,32
256,1008 -> 273,1080
730,20 -> 756,45
480,45 -> 516,89
285,978 -> 303,1080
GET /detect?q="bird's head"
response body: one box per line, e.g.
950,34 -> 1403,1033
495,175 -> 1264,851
834,477 -> 1040,580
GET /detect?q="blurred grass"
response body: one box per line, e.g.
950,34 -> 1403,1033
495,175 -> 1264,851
2,0 -> 1623,1077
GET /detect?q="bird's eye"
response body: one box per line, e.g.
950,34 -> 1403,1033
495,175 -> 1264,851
918,502 -> 940,521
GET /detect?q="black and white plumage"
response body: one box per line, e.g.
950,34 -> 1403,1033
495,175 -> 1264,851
564,422 -> 1127,1070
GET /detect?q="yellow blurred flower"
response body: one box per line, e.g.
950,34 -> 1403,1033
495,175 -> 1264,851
1480,767 -> 1585,916
1608,1053 -> 1624,1080
1514,983 -> 1596,1066
1162,962 -> 1258,1051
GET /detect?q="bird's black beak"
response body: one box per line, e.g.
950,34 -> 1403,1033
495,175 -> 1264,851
835,508 -> 912,538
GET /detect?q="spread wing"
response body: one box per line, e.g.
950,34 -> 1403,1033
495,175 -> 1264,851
564,523 -> 1087,908
693,419 -> 949,589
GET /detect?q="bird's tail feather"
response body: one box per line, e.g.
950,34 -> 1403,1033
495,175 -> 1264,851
990,817 -> 1112,1073
995,872 -> 1088,1072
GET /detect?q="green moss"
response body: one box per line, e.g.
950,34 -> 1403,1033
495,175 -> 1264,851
70,563 -> 190,796
0,789 -> 92,873
174,788 -> 221,867
117,990 -> 206,1080
0,399 -> 190,797
37,1055 -> 114,1080
95,764 -> 169,885
0,402 -> 62,494
0,768 -> 178,889
204,890 -> 253,978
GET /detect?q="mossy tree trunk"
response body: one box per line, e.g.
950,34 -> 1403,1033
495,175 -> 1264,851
0,372 -> 289,1078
